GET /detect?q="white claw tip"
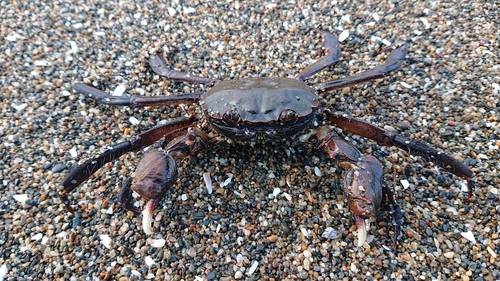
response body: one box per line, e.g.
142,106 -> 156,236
142,200 -> 156,235
355,216 -> 368,247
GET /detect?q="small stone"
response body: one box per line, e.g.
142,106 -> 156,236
51,163 -> 66,173
460,231 -> 476,243
443,252 -> 455,258
187,247 -> 196,257
267,235 -> 278,243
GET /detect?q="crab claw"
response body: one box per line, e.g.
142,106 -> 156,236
342,155 -> 384,247
116,149 -> 178,234
133,150 -> 177,234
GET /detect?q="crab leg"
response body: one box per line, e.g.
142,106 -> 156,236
149,54 -> 219,85
297,28 -> 342,82
59,116 -> 197,213
314,41 -> 408,92
73,83 -> 203,107
320,131 -> 396,246
326,111 -> 476,197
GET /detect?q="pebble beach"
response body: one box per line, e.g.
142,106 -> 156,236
1,1 -> 499,280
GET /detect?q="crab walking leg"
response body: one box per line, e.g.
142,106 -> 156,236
320,131 -> 390,246
326,112 -> 476,197
59,116 -> 197,213
149,54 -> 219,85
296,28 -> 342,82
116,128 -> 206,234
314,42 -> 408,92
73,83 -> 203,107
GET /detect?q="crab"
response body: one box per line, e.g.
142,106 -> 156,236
60,29 -> 475,246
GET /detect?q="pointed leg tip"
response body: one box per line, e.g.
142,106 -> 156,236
59,192 -> 75,213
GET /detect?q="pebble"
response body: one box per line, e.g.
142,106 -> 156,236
51,163 -> 66,173
1,1 -> 498,281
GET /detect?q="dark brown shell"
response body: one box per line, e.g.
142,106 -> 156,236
201,77 -> 318,138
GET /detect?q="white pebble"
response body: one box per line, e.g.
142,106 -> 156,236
55,231 -> 67,238
460,230 -> 476,243
31,233 -> 43,241
282,192 -> 292,201
370,35 -> 382,43
443,251 -> 455,258
112,85 -> 126,96
13,194 -> 28,203
69,41 -> 78,54
314,166 -> 322,177
488,186 -> 498,195
303,257 -> 310,270
0,264 -> 8,281
144,256 -> 155,267
181,194 -> 188,201
247,261 -> 258,275
100,234 -> 112,249
382,39 -> 392,46
322,227 -> 340,239
129,116 -> 140,125
350,262 -> 359,273
487,246 -> 497,258
341,14 -> 351,23
300,228 -> 309,237
34,60 -> 51,66
273,188 -> 280,197
338,30 -> 349,42
105,206 -> 113,214
6,33 -> 25,41
167,7 -> 176,16
203,172 -> 213,194
492,83 -> 499,94
400,82 -> 413,89
131,270 -> 141,277
12,103 -> 27,111
420,17 -> 431,28
477,153 -> 488,159
69,147 -> 78,158
400,179 -> 410,189
220,176 -> 232,187
148,238 -> 166,248
236,253 -> 243,263
372,12 -> 380,21
303,249 -> 312,258
446,206 -> 458,215
183,7 -> 196,14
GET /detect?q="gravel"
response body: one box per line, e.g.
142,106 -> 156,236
0,0 -> 499,280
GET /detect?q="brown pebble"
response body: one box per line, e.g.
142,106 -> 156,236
267,235 -> 278,243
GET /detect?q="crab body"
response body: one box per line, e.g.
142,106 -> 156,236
202,77 -> 318,139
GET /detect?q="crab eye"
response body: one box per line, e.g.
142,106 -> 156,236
222,110 -> 241,125
279,109 -> 298,124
